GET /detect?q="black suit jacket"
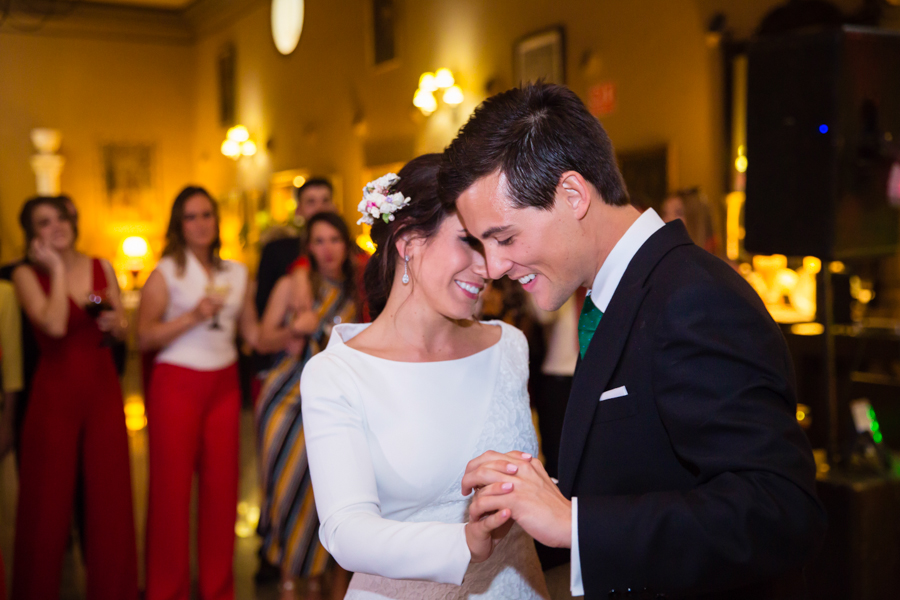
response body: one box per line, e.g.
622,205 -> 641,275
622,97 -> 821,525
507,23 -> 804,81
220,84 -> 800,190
559,221 -> 826,599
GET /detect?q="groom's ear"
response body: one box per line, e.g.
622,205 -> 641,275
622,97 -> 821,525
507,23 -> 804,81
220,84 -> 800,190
558,171 -> 592,221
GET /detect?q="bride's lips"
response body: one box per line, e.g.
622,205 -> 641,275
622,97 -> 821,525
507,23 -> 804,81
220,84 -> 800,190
454,280 -> 483,299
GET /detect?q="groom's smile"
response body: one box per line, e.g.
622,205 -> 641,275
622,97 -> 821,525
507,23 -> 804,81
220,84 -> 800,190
456,170 -> 590,312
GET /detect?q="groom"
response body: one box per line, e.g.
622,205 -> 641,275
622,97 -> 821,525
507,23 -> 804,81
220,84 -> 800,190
441,84 -> 826,599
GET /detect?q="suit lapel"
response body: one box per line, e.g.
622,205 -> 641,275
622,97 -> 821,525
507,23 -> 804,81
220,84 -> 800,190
557,220 -> 694,497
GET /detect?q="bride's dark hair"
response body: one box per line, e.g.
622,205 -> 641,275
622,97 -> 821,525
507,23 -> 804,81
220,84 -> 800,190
363,153 -> 451,318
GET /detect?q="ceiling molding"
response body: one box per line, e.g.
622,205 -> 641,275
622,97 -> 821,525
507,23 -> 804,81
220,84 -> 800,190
0,0 -> 265,43
183,0 -> 264,37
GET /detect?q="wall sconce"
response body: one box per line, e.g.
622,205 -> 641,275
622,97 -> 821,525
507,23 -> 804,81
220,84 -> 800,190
413,68 -> 464,116
221,125 -> 258,159
122,235 -> 150,289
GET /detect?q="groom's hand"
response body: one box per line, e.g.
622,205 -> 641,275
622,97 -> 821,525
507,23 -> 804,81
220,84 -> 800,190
463,450 -> 572,549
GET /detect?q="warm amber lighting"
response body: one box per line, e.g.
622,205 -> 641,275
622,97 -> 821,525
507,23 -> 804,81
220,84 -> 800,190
434,68 -> 455,88
122,236 -> 149,259
356,229 -> 376,255
293,175 -> 306,188
791,323 -> 824,336
735,155 -> 748,173
443,85 -> 464,105
752,254 -> 787,271
725,191 -> 745,261
418,72 -> 437,92
413,88 -> 437,115
415,69 -> 460,115
803,256 -> 822,274
240,140 -> 257,156
226,125 -> 250,143
745,253 -> 816,323
221,139 -> 241,159
829,261 -> 846,273
124,400 -> 147,432
235,501 -> 261,538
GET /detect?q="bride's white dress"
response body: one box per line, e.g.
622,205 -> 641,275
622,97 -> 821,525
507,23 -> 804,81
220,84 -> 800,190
300,321 -> 550,599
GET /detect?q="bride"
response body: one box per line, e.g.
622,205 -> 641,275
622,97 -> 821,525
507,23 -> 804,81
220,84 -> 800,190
300,153 -> 550,599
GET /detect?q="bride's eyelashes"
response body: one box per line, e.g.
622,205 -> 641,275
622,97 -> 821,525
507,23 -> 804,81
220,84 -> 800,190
459,235 -> 482,250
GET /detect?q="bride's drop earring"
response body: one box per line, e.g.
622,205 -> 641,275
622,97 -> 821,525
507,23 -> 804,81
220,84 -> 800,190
402,255 -> 410,284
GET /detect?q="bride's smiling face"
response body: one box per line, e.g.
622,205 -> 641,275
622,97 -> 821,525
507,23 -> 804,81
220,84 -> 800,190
405,212 -> 488,320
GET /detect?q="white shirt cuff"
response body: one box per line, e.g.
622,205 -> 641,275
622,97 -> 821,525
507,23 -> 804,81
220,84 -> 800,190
571,496 -> 585,596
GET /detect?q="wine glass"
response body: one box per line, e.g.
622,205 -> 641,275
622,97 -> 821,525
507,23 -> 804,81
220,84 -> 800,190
85,288 -> 115,346
204,281 -> 232,330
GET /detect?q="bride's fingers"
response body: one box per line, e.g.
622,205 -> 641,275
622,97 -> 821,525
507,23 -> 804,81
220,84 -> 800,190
469,492 -> 514,523
474,481 -> 516,497
506,450 -> 533,461
464,451 -> 515,476
462,461 -> 525,495
478,508 -> 511,534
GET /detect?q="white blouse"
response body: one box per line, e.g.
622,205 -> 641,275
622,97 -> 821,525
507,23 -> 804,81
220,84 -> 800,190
300,321 -> 547,598
154,250 -> 247,371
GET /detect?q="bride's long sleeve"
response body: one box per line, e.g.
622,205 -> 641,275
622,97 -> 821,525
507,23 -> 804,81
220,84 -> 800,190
300,353 -> 472,585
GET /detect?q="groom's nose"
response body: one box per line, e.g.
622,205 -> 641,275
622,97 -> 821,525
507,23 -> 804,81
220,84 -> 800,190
485,249 -> 513,280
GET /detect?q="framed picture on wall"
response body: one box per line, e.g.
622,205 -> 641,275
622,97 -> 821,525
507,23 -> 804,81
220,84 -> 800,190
367,0 -> 397,69
101,143 -> 157,223
218,42 -> 236,127
513,26 -> 565,85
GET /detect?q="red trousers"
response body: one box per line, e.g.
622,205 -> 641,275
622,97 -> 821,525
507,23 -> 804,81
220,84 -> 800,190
145,362 -> 239,600
13,355 -> 138,599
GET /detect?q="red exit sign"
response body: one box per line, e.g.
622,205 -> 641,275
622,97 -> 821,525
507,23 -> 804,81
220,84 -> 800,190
589,82 -> 616,117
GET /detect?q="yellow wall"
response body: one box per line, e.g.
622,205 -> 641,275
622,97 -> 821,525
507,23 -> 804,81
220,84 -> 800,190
192,0 -> 725,227
0,33 -> 194,263
2,0 -> 888,265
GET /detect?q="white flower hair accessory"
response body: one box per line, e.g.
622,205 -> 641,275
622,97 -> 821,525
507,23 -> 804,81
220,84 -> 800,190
357,173 -> 412,226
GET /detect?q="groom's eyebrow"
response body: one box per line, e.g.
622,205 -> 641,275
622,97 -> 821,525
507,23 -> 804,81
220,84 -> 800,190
480,225 -> 511,239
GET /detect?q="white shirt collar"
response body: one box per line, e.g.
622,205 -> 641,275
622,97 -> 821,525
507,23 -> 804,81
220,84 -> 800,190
589,208 -> 665,313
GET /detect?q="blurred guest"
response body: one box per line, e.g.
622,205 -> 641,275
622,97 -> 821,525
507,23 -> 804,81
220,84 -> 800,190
255,212 -> 359,599
660,187 -> 722,255
0,277 -> 22,459
0,269 -> 19,600
11,196 -> 137,600
0,196 -> 77,459
256,178 -> 336,320
138,186 -> 257,600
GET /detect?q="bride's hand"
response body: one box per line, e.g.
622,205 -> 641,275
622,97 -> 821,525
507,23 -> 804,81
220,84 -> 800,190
464,507 -> 512,563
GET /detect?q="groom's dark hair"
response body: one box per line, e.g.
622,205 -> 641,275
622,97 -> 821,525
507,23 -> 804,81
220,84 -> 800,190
439,83 -> 629,210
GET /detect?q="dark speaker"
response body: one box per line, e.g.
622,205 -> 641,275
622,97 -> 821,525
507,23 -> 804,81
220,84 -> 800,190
745,26 -> 900,260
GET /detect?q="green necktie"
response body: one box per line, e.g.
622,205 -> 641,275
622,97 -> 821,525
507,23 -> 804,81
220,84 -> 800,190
578,295 -> 603,359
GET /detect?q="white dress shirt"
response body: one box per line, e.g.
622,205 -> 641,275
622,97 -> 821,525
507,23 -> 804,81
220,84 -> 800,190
570,208 -> 665,595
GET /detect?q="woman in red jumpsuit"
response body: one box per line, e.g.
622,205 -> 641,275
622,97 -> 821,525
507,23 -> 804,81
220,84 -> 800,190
11,196 -> 137,600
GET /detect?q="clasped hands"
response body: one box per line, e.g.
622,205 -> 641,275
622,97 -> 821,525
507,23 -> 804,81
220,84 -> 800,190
462,450 -> 572,563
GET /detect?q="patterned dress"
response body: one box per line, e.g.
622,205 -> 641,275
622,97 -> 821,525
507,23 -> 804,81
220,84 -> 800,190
256,277 -> 358,577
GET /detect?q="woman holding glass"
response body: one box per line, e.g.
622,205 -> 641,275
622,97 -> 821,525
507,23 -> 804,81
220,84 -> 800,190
138,186 -> 257,600
255,211 -> 361,599
12,195 -> 136,600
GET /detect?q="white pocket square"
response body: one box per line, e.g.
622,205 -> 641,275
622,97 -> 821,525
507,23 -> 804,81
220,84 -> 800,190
599,386 -> 628,401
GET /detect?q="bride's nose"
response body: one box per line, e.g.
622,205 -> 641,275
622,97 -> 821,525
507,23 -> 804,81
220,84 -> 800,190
471,252 -> 488,279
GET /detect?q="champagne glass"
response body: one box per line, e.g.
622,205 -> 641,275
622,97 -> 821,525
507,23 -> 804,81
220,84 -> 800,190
205,281 -> 232,330
85,288 -> 115,346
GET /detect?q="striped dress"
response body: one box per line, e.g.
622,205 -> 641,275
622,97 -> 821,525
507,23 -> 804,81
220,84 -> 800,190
256,278 -> 358,577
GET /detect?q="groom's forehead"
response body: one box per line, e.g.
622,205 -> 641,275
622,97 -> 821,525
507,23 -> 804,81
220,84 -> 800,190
462,171 -> 516,212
